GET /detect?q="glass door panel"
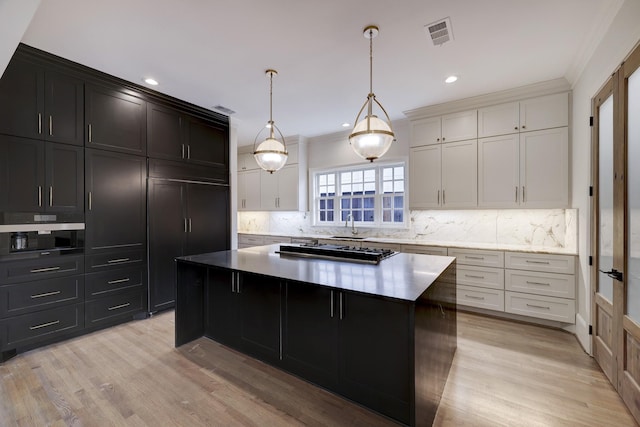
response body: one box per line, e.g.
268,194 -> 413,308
627,67 -> 640,321
599,94 -> 615,302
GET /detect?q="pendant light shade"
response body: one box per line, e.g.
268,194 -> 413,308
349,25 -> 396,162
254,69 -> 288,173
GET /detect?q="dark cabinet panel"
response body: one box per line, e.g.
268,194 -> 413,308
85,288 -> 146,329
283,282 -> 339,389
186,117 -> 228,168
147,103 -> 185,160
0,255 -> 84,285
0,275 -> 84,318
207,267 -> 239,346
148,179 -> 186,312
85,149 -> 146,254
185,184 -> 230,255
0,57 -> 83,145
0,136 -> 44,212
85,84 -> 146,155
85,265 -> 145,297
46,143 -> 84,212
0,57 -> 43,140
338,293 -> 411,424
176,262 -> 206,347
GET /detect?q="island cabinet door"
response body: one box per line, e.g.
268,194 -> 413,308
338,292 -> 412,426
282,282 -> 339,390
206,267 -> 240,347
237,272 -> 282,364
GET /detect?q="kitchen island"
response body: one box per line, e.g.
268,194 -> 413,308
175,244 -> 456,426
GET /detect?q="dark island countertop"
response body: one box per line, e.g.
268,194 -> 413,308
177,244 -> 455,302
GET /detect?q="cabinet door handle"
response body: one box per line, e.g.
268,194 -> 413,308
38,186 -> 42,207
526,281 -> 550,286
526,303 -> 550,310
107,258 -> 130,264
188,218 -> 192,233
522,125 -> 526,129
515,186 -> 518,203
514,126 -> 519,130
187,145 -> 191,159
88,124 -> 92,143
442,137 -> 446,141
108,302 -> 131,311
525,260 -> 550,265
30,266 -> 61,273
108,278 -> 130,285
235,272 -> 240,293
49,115 -> 53,136
231,272 -> 235,293
49,186 -> 53,207
31,290 -> 61,299
38,113 -> 42,134
88,191 -> 92,210
442,189 -> 446,205
465,295 -> 485,300
181,144 -> 185,159
437,190 -> 440,205
330,290 -> 334,318
522,186 -> 525,202
339,292 -> 344,320
30,320 -> 60,330
184,218 -> 188,233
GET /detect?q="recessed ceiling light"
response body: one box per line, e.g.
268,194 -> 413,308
144,77 -> 159,86
445,75 -> 458,84
342,123 -> 350,128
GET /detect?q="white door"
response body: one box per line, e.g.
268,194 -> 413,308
441,140 -> 477,208
409,145 -> 441,208
276,165 -> 299,210
260,169 -> 279,210
478,134 -> 519,207
238,169 -> 261,211
519,128 -> 568,208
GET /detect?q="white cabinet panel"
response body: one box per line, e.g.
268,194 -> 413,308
409,145 -> 441,208
441,110 -> 477,143
519,128 -> 568,207
401,244 -> 448,256
238,169 -> 261,211
505,269 -> 576,299
276,165 -> 299,210
441,140 -> 477,208
238,152 -> 259,171
263,235 -> 291,245
410,116 -> 441,147
457,265 -> 504,290
457,285 -> 504,311
505,251 -> 576,274
448,248 -> 504,268
505,291 -> 575,323
519,92 -> 569,132
478,134 -> 520,207
260,169 -> 279,210
478,102 -> 519,138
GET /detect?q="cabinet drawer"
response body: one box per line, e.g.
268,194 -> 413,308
238,235 -> 264,246
457,285 -> 504,311
505,252 -> 575,274
0,255 -> 84,284
85,289 -> 146,327
85,249 -> 145,272
0,275 -> 84,318
448,248 -> 504,268
401,245 -> 448,256
505,269 -> 575,298
85,265 -> 145,297
505,291 -> 575,323
263,236 -> 290,245
457,265 -> 504,290
0,303 -> 84,350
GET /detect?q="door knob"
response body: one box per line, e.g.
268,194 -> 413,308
599,269 -> 623,282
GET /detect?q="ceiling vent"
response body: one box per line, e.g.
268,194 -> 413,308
212,105 -> 236,115
425,17 -> 453,46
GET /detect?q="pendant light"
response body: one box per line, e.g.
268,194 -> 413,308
253,69 -> 288,173
349,25 -> 396,162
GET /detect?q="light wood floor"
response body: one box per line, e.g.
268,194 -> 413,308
0,311 -> 636,426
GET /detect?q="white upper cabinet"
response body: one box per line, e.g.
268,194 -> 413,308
410,110 -> 477,147
238,152 -> 258,171
478,134 -> 520,207
519,127 -> 568,207
409,145 -> 442,208
260,164 -> 301,211
478,102 -> 520,138
441,140 -> 478,208
519,92 -> 568,132
478,92 -> 569,138
238,169 -> 261,211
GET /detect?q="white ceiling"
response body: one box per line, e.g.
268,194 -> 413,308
20,0 -> 624,146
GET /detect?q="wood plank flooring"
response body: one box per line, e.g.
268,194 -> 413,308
0,311 -> 636,426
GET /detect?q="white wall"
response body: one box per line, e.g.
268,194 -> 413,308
0,0 -> 40,78
571,0 -> 640,353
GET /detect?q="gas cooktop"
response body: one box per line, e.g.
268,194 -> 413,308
277,243 -> 397,265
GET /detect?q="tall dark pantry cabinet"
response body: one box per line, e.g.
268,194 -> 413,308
0,44 -> 230,361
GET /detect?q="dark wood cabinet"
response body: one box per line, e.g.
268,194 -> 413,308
283,282 -> 339,389
85,149 -> 147,255
0,57 -> 83,145
85,84 -> 147,155
0,136 -> 83,213
148,102 -> 228,172
148,179 -> 229,312
207,267 -> 239,346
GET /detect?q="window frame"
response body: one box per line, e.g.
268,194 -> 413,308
310,159 -> 409,229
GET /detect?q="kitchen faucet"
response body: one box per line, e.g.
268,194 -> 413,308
345,213 -> 358,235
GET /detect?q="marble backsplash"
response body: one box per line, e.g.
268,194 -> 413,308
238,209 -> 578,252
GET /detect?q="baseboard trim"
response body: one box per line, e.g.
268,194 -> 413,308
575,312 -> 592,355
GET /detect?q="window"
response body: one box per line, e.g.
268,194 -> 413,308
312,161 -> 407,227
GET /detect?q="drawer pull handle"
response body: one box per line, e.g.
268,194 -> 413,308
526,281 -> 550,286
465,295 -> 485,300
465,275 -> 485,279
526,303 -> 550,310
30,320 -> 60,330
107,278 -> 130,285
466,256 -> 485,260
525,260 -> 550,265
30,266 -> 61,273
108,258 -> 130,264
31,290 -> 62,299
108,302 -> 131,311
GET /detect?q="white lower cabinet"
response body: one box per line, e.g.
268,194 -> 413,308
457,285 -> 505,311
457,265 -> 504,290
505,292 -> 575,323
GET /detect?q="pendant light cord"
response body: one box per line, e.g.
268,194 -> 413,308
269,71 -> 274,138
369,27 -> 374,96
